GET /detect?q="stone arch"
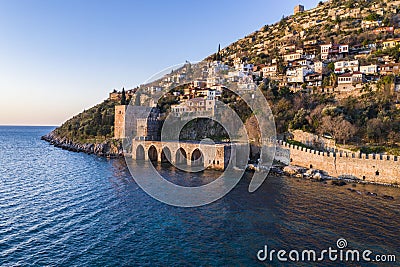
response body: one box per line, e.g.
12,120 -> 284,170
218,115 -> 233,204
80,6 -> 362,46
136,145 -> 145,160
148,145 -> 158,162
175,147 -> 187,165
161,146 -> 172,164
191,148 -> 204,167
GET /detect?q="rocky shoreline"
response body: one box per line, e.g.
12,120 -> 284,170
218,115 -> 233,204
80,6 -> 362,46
41,132 -> 124,158
281,165 -> 400,189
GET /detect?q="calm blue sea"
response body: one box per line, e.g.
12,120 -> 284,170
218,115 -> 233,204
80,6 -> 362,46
0,126 -> 399,266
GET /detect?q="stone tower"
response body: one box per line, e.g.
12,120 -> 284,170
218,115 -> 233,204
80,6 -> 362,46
114,105 -> 131,139
114,105 -> 160,140
294,4 -> 304,15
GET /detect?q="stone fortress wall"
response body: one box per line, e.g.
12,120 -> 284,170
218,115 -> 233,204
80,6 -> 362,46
288,129 -> 336,150
275,140 -> 400,185
117,106 -> 400,185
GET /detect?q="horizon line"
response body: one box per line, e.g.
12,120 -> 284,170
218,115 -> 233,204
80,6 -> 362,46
0,124 -> 59,127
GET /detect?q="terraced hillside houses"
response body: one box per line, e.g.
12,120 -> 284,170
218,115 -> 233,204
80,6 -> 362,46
212,0 -> 400,94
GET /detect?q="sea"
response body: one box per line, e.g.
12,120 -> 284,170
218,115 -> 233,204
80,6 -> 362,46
0,126 -> 399,266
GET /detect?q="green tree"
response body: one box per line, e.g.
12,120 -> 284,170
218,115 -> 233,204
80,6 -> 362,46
289,108 -> 309,130
327,62 -> 335,72
121,87 -> 126,105
276,56 -> 286,75
367,118 -> 385,143
377,75 -> 395,94
365,12 -> 382,22
329,73 -> 338,87
217,44 -> 221,61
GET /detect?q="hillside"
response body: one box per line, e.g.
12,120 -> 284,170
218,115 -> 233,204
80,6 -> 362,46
216,0 -> 400,65
53,99 -> 117,143
42,98 -> 123,157
45,0 -> 400,156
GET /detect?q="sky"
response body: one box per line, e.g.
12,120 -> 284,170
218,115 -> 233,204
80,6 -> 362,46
0,0 -> 320,126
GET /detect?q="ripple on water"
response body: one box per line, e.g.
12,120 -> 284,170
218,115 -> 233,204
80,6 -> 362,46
0,126 -> 399,266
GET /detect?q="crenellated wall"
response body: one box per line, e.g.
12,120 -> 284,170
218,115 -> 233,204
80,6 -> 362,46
276,140 -> 400,185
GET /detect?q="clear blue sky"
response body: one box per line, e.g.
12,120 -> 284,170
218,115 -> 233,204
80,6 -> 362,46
0,0 -> 320,126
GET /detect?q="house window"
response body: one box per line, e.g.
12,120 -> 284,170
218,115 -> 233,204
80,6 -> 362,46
375,170 -> 380,176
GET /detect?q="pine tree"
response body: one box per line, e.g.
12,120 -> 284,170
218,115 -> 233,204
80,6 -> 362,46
216,44 -> 221,61
121,87 -> 126,105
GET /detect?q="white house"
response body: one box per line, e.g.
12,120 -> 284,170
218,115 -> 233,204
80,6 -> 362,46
337,72 -> 365,91
208,61 -> 229,76
238,81 -> 257,91
382,38 -> 400,49
193,80 -> 207,88
338,45 -> 349,54
360,64 -> 379,75
320,44 -> 332,59
207,89 -> 221,99
361,20 -> 381,29
195,89 -> 220,100
284,52 -> 303,62
228,70 -> 246,82
304,39 -> 318,46
171,97 -> 216,117
207,76 -> 223,88
148,86 -> 163,94
234,62 -> 254,73
321,44 -> 349,60
262,65 -> 278,77
337,73 -> 354,91
280,44 -> 296,53
334,60 -> 359,73
314,61 -> 327,74
209,84 -> 225,93
286,67 -> 312,84
305,73 -> 323,87
291,58 -> 313,67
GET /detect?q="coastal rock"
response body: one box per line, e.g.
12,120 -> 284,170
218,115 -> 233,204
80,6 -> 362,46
41,132 -> 124,158
331,180 -> 347,186
313,172 -> 323,180
382,195 -> 395,200
246,164 -> 259,171
305,169 -> 316,176
283,165 -> 306,176
270,166 -> 284,175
